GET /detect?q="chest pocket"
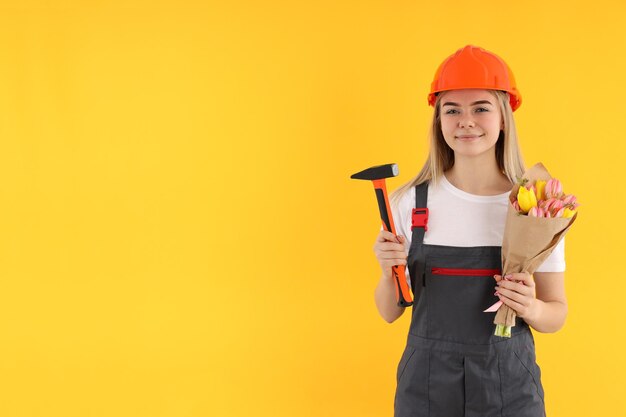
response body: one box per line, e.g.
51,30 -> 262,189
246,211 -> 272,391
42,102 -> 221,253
425,257 -> 502,344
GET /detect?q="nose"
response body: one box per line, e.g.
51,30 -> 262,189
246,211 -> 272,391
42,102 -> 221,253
459,116 -> 475,128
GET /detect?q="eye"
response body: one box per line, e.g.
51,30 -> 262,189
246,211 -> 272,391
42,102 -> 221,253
444,107 -> 489,115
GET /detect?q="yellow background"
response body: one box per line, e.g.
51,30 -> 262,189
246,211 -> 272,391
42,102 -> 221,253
0,1 -> 623,416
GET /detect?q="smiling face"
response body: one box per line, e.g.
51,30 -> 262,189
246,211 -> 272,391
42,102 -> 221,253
438,89 -> 504,158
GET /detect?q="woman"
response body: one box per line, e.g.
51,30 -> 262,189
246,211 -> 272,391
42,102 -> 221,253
373,45 -> 566,417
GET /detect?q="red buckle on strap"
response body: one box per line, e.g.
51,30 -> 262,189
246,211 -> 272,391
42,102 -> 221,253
411,208 -> 429,231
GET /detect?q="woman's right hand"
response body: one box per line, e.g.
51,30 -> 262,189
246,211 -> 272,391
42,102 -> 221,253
373,230 -> 408,281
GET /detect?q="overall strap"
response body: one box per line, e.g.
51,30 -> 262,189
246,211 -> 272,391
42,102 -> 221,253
408,181 -> 429,299
411,181 -> 430,246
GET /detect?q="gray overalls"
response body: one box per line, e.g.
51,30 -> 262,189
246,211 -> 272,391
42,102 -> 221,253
394,182 -> 546,417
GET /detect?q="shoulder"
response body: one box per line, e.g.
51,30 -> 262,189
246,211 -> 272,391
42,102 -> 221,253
391,184 -> 416,207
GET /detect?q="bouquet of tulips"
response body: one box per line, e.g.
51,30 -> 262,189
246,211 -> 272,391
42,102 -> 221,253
484,162 -> 579,337
515,179 -> 579,219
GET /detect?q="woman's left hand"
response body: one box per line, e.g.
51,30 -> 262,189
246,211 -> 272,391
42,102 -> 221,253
493,272 -> 538,320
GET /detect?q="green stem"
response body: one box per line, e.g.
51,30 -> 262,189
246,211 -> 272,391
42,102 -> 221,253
494,324 -> 512,338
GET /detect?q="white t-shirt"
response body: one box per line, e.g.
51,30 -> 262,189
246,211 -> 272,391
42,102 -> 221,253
384,175 -> 565,284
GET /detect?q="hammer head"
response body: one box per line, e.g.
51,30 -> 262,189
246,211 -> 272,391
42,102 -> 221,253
350,163 -> 399,180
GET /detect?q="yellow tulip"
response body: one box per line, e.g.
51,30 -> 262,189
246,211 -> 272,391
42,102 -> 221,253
517,185 -> 538,214
562,208 -> 576,218
535,180 -> 547,201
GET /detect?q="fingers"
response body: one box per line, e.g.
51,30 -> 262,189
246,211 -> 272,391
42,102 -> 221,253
378,257 -> 408,267
496,279 -> 530,294
375,245 -> 407,262
495,286 -> 528,303
377,230 -> 406,244
377,230 -> 396,242
496,289 -> 536,319
493,272 -> 534,287
374,241 -> 405,252
496,275 -> 534,302
377,250 -> 405,258
377,252 -> 408,268
375,231 -> 407,250
509,272 -> 534,286
374,230 -> 408,273
496,291 -> 523,315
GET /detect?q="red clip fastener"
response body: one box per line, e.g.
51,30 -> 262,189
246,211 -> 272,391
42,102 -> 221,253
411,208 -> 429,231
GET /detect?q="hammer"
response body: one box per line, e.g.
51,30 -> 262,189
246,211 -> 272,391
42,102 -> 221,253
351,163 -> 413,307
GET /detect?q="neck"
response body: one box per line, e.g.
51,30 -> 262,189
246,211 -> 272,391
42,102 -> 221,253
445,153 -> 512,196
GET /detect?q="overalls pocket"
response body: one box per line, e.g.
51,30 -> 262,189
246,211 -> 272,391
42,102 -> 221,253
513,350 -> 545,402
425,259 -> 501,344
394,345 -> 429,415
396,346 -> 417,384
499,345 -> 546,416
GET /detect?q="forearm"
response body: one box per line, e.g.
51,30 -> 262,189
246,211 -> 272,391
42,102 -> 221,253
524,299 -> 568,333
374,274 -> 405,323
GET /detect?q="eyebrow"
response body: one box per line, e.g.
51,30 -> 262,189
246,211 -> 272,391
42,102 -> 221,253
442,100 -> 493,107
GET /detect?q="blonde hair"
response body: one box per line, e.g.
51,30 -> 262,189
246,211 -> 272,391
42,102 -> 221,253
390,89 -> 526,207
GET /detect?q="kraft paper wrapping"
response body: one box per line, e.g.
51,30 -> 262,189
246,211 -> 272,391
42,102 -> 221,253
493,162 -> 578,329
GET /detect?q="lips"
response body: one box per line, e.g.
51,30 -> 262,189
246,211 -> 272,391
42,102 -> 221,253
456,134 -> 483,139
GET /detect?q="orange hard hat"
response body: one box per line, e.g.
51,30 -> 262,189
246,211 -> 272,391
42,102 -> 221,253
428,45 -> 522,112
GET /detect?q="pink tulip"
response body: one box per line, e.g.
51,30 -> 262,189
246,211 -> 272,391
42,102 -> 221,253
539,198 -> 555,210
537,207 -> 545,217
561,194 -> 577,205
550,200 -> 564,212
542,199 -> 551,210
542,199 -> 559,213
529,207 -> 538,217
513,200 -> 521,212
545,178 -> 563,199
545,211 -> 552,218
554,208 -> 565,218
